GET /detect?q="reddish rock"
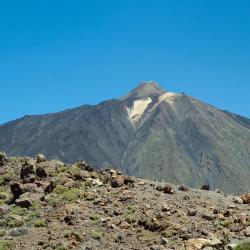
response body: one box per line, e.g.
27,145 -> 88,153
163,185 -> 172,194
241,193 -> 250,204
110,175 -> 124,188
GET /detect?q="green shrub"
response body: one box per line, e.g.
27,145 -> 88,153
0,240 -> 12,250
0,229 -> 5,237
47,186 -> 81,205
33,219 -> 46,227
234,242 -> 250,250
91,230 -> 103,240
9,205 -> 28,216
89,214 -> 100,221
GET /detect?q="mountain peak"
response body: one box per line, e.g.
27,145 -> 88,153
121,81 -> 166,100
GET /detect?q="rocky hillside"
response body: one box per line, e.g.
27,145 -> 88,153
1,82 -> 250,194
0,153 -> 249,250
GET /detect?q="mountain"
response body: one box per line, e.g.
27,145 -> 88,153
0,82 -> 250,194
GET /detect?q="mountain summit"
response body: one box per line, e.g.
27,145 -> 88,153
121,81 -> 166,100
1,82 -> 250,194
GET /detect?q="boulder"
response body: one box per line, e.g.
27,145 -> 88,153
241,192 -> 250,204
0,152 -> 7,166
124,176 -> 135,185
74,160 -> 93,172
10,182 -> 24,199
36,154 -> 46,163
110,175 -> 124,188
8,227 -> 28,237
20,158 -> 36,180
15,198 -> 32,208
156,186 -> 164,191
201,185 -> 210,191
245,226 -> 250,237
179,185 -> 189,192
44,181 -> 56,193
163,185 -> 172,194
36,166 -> 47,178
185,238 -> 211,250
233,197 -> 244,204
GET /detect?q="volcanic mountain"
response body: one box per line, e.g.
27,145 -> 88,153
1,82 -> 250,194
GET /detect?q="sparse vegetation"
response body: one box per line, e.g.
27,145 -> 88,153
91,230 -> 103,240
0,153 -> 249,249
234,242 -> 250,250
0,240 -> 12,250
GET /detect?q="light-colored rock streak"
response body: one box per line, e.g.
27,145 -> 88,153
158,92 -> 177,105
127,97 -> 152,123
149,92 -> 178,112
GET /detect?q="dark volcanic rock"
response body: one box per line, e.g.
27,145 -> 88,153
10,182 -> 23,199
0,152 -> 7,166
20,159 -> 36,180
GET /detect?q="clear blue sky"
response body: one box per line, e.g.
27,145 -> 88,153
1,0 -> 250,124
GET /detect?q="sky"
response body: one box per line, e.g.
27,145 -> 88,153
0,0 -> 250,124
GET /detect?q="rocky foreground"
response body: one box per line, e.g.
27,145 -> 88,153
0,153 -> 249,250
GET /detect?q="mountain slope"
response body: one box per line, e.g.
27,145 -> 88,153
0,82 -> 250,194
0,153 -> 249,249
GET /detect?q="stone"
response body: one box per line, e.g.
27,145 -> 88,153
245,226 -> 250,237
179,185 -> 189,192
233,197 -> 243,204
156,186 -> 164,191
75,160 -> 93,172
0,152 -> 7,166
92,179 -> 103,186
163,185 -> 172,194
36,166 -> 47,178
8,227 -> 28,236
185,238 -> 211,250
201,213 -> 215,221
15,198 -> 32,208
241,192 -> 250,204
44,181 -> 56,193
209,237 -> 222,246
20,159 -> 36,180
10,182 -> 23,199
200,185 -> 210,191
150,245 -> 166,250
36,154 -> 46,163
161,237 -> 168,245
188,209 -> 197,216
225,243 -> 238,250
115,232 -> 126,243
110,175 -> 124,188
162,204 -> 172,212
124,176 -> 135,185
120,221 -> 130,229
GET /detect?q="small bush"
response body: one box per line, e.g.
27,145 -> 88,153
234,242 -> 250,250
33,219 -> 46,227
47,185 -> 81,205
0,229 -> 5,237
9,205 -> 28,216
91,230 -> 103,240
89,214 -> 100,221
0,240 -> 12,250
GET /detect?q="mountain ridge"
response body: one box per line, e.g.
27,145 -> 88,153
0,82 -> 250,194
